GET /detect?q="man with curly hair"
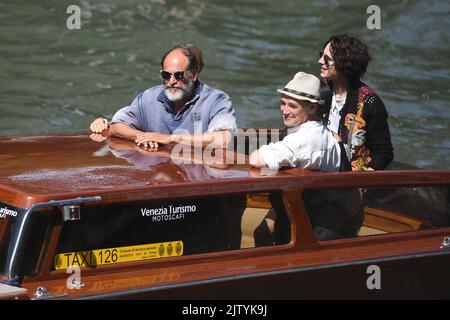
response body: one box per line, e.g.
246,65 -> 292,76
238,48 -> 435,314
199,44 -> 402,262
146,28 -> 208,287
318,33 -> 393,171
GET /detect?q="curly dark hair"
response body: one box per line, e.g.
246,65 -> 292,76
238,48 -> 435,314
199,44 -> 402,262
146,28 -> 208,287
322,33 -> 371,85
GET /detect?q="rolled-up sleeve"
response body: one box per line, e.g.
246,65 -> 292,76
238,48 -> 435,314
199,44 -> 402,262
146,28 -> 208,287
207,93 -> 237,132
111,94 -> 142,130
258,140 -> 297,170
257,132 -> 323,171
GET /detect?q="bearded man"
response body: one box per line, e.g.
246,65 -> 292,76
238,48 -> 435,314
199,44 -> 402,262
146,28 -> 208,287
91,44 -> 236,149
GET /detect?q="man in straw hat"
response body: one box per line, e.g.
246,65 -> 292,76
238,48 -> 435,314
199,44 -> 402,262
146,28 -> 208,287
250,72 -> 362,243
250,71 -> 343,172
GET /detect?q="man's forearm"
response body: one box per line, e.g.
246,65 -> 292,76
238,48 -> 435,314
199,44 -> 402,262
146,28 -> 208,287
172,131 -> 232,149
113,126 -> 232,149
109,123 -> 143,141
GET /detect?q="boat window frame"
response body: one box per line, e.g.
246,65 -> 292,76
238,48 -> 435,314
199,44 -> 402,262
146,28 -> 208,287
295,173 -> 450,247
0,197 -> 101,283
38,189 -> 299,279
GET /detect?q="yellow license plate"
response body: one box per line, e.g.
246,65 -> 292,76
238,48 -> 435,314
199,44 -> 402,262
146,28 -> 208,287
54,240 -> 183,270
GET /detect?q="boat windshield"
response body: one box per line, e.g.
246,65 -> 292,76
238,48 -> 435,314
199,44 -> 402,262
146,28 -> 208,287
0,202 -> 55,277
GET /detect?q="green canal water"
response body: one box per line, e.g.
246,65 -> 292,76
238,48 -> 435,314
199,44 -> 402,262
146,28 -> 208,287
0,0 -> 449,168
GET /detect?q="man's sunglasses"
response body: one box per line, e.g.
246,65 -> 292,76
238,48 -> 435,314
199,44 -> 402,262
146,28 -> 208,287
160,70 -> 190,81
319,50 -> 334,67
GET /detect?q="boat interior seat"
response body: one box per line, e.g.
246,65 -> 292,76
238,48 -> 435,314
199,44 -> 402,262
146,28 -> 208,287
240,207 -> 272,248
358,206 -> 422,236
241,193 -> 274,248
213,194 -> 274,251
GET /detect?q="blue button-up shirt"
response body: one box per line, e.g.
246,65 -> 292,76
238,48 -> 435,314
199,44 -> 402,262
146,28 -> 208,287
111,81 -> 237,135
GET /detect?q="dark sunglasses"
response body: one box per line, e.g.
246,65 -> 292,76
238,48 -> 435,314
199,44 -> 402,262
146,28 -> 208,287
160,70 -> 189,81
319,50 -> 334,67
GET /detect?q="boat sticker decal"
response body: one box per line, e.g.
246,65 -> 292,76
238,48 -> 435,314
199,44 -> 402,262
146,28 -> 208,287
140,204 -> 197,222
54,240 -> 184,270
0,205 -> 18,219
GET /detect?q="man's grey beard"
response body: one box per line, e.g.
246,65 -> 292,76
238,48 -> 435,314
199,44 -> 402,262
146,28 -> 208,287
164,79 -> 195,102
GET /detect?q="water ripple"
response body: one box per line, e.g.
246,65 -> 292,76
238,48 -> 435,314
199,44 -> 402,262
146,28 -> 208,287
0,0 -> 448,168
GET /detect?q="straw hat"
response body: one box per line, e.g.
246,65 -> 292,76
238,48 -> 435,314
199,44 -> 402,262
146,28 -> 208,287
277,72 -> 324,104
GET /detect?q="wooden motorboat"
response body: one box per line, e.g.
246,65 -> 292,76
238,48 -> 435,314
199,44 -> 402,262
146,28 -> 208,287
0,132 -> 449,299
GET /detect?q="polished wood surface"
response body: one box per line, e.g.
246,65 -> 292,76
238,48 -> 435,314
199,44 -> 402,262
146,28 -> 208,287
0,133 -> 311,207
1,133 -> 449,209
362,207 -> 422,233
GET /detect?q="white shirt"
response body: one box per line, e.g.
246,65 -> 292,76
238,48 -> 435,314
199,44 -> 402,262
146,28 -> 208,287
327,92 -> 346,134
258,120 -> 341,172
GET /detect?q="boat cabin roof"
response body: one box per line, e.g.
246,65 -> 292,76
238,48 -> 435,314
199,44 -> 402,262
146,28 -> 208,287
0,133 -> 318,208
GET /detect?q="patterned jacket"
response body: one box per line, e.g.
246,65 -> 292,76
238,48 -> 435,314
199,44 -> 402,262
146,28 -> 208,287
323,81 -> 394,171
